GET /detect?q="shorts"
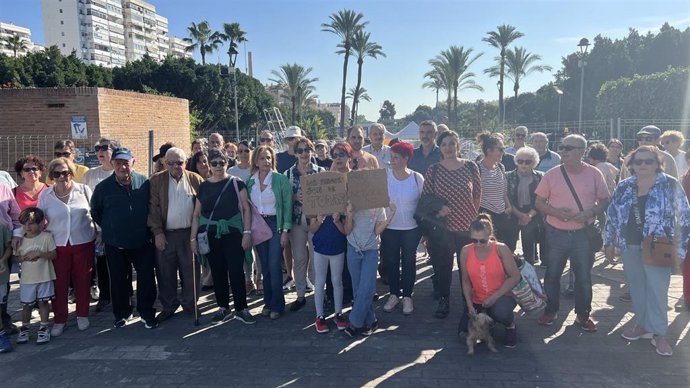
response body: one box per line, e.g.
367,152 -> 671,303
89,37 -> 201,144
20,281 -> 54,305
0,282 -> 7,304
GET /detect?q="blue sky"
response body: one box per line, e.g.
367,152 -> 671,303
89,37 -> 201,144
2,0 -> 690,121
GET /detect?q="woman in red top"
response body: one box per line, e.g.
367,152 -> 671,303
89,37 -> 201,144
459,214 -> 521,348
13,155 -> 48,210
682,151 -> 690,309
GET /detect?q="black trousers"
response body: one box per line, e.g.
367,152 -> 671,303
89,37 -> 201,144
207,231 -> 248,312
429,230 -> 471,299
105,243 -> 157,322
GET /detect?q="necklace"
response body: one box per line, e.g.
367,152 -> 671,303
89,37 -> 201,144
54,185 -> 72,199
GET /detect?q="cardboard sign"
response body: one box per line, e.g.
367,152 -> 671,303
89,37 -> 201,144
300,171 -> 348,216
300,169 -> 389,216
347,169 -> 390,211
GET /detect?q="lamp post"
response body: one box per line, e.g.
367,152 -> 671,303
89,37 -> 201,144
228,47 -> 240,143
577,38 -> 590,134
552,85 -> 563,134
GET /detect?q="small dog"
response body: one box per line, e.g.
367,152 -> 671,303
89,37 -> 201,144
466,312 -> 497,356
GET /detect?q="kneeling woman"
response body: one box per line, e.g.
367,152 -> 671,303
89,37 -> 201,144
459,214 -> 521,348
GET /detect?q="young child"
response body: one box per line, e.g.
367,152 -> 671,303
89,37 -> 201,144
0,223 -> 12,353
14,207 -> 56,345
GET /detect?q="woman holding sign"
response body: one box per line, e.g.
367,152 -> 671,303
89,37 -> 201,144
247,145 -> 293,320
381,142 -> 424,315
285,138 -> 325,312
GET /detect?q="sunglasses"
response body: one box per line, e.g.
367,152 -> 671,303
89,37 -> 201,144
471,238 -> 489,245
637,136 -> 656,142
94,145 -> 111,152
632,158 -> 656,166
284,137 -> 296,142
516,159 -> 533,165
260,137 -> 273,143
54,151 -> 72,157
166,160 -> 184,167
296,148 -> 311,154
332,151 -> 348,159
50,170 -> 71,179
22,167 -> 39,173
210,160 -> 226,167
558,145 -> 584,152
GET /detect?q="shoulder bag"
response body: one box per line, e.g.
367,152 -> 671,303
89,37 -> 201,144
233,178 -> 272,246
197,178 -> 233,255
560,165 -> 603,252
632,182 -> 678,267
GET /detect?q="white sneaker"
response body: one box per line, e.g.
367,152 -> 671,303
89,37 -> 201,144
402,297 -> 414,315
90,286 -> 99,301
36,326 -> 50,345
383,295 -> 400,312
77,317 -> 90,331
51,323 -> 65,337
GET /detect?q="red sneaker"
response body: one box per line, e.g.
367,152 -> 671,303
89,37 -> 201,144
315,316 -> 329,334
335,313 -> 350,331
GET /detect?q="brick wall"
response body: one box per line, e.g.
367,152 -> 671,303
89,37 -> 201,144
0,87 -> 190,177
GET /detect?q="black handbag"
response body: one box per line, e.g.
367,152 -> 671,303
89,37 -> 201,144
560,165 -> 603,252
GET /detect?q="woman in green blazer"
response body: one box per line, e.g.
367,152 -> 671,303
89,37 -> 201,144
246,145 -> 293,319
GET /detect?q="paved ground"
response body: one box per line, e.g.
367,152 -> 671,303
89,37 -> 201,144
1,253 -> 689,388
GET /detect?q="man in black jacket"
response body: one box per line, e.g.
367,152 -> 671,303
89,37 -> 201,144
91,148 -> 158,329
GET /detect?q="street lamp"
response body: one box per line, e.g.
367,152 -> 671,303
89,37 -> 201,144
228,46 -> 240,143
552,85 -> 563,134
577,37 -> 590,133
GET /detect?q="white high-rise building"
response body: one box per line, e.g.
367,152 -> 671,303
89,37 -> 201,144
168,36 -> 191,59
42,0 -> 127,67
121,0 -> 168,62
0,22 -> 44,57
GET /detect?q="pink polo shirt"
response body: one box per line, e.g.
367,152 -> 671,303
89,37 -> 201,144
535,163 -> 609,231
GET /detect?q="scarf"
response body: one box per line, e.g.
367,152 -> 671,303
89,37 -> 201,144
516,170 -> 533,208
199,213 -> 252,265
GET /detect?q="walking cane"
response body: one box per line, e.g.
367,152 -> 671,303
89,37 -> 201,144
192,254 -> 200,326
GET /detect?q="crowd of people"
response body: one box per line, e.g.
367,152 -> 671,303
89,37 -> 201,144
0,122 -> 689,358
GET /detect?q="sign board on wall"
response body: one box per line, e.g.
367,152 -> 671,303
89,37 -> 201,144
300,169 -> 389,216
71,116 -> 88,139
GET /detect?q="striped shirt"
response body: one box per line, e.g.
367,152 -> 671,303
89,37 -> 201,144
479,162 -> 507,214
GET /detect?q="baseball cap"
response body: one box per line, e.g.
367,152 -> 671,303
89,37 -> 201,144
112,147 -> 134,161
637,125 -> 661,138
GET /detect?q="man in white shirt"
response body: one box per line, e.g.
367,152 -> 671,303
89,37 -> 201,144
148,147 -> 205,322
659,130 -> 688,177
505,125 -> 528,155
363,123 -> 391,167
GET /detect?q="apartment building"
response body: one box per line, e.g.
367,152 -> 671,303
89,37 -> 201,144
42,0 -> 188,67
1,22 -> 44,57
168,36 -> 191,59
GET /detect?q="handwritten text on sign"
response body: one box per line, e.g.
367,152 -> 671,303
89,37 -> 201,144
300,169 -> 389,216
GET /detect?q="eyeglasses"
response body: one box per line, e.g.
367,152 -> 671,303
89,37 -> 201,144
296,147 -> 311,154
514,133 -> 526,138
558,145 -> 584,152
332,151 -> 348,159
210,160 -> 227,167
471,238 -> 489,245
632,158 -> 656,166
50,170 -> 71,179
94,145 -> 111,152
22,167 -> 39,173
260,137 -> 273,143
637,136 -> 656,142
54,151 -> 72,157
166,161 -> 184,167
516,159 -> 533,165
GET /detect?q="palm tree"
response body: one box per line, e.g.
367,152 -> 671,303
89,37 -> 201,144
346,29 -> 385,125
422,75 -> 444,108
3,34 -> 28,58
220,22 -> 247,68
504,47 -> 552,100
321,9 -> 367,134
423,68 -> 452,122
427,46 -> 484,128
185,20 -> 222,65
346,86 -> 371,123
269,63 -> 319,125
482,24 -> 524,123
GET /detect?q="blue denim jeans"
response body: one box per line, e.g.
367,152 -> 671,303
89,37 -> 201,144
256,217 -> 285,313
382,228 -> 422,297
622,245 -> 672,336
458,295 -> 517,333
543,224 -> 594,316
347,244 -> 378,328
